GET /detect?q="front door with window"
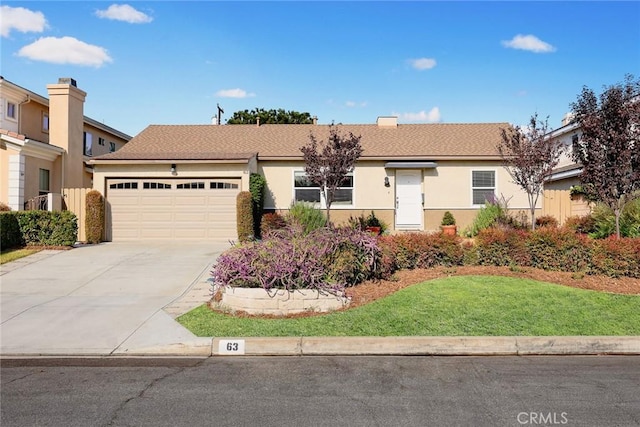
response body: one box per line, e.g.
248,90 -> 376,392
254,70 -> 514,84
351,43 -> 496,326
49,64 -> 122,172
395,170 -> 422,229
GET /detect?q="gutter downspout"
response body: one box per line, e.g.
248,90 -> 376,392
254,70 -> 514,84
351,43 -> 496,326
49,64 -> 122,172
18,95 -> 31,135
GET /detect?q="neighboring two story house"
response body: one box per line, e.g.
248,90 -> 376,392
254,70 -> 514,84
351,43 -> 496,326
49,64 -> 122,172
0,77 -> 131,211
91,117 -> 540,242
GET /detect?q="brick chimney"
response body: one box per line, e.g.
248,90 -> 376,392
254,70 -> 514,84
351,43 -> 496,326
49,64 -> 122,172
47,78 -> 86,189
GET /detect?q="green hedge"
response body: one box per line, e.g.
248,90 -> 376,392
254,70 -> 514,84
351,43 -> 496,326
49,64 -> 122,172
1,210 -> 78,248
85,190 -> 104,244
1,212 -> 23,249
236,191 -> 254,243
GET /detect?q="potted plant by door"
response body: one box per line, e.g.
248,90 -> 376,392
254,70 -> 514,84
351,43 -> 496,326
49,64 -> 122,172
440,211 -> 457,236
364,211 -> 383,235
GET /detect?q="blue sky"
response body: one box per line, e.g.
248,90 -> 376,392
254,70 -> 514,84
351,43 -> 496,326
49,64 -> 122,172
2,1 -> 639,137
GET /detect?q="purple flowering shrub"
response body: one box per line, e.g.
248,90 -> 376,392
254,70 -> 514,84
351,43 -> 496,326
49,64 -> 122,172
212,225 -> 380,295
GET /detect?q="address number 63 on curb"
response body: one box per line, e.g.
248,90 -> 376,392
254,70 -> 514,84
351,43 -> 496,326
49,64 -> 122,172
218,339 -> 246,355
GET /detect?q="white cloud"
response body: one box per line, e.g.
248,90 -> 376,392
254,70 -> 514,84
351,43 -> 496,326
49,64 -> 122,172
394,107 -> 441,123
1,5 -> 47,38
18,37 -> 113,67
345,101 -> 367,108
501,34 -> 556,53
95,4 -> 152,24
216,88 -> 256,98
409,58 -> 437,70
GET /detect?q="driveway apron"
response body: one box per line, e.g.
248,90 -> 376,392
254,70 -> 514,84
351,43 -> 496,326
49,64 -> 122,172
0,242 -> 229,356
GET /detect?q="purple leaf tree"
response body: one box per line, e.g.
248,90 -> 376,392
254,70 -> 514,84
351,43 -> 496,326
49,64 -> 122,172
498,114 -> 564,230
300,126 -> 363,224
570,74 -> 640,238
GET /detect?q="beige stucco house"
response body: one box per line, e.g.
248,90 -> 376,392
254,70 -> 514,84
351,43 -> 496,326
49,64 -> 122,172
92,116 -> 541,241
0,77 -> 131,211
542,115 -> 591,223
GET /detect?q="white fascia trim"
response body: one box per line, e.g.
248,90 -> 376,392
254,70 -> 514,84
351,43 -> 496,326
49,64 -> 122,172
1,135 -> 63,161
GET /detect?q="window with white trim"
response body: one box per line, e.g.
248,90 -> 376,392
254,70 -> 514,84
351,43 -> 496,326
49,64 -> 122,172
109,142 -> 116,152
472,170 -> 495,205
210,182 -> 239,189
83,132 -> 93,156
39,169 -> 50,196
42,112 -> 49,132
98,137 -> 105,146
143,182 -> 171,189
6,101 -> 16,120
293,171 -> 353,206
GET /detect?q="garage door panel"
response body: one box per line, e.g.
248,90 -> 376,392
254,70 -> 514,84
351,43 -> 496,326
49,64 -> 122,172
108,178 -> 240,241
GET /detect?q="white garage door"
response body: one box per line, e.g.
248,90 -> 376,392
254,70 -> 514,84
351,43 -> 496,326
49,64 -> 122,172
107,178 -> 240,241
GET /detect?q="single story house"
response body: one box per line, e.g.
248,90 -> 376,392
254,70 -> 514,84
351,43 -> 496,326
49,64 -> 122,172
91,116 -> 540,241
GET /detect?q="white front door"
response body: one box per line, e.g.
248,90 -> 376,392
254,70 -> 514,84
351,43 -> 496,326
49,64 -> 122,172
395,170 -> 423,229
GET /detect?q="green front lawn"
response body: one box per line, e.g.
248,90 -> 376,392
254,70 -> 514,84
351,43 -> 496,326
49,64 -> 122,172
178,276 -> 640,337
0,248 -> 41,265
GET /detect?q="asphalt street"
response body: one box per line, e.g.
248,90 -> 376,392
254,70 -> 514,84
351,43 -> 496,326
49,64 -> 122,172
2,355 -> 639,427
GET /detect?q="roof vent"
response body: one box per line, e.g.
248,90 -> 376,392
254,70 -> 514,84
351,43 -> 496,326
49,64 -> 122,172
58,77 -> 77,87
376,116 -> 397,128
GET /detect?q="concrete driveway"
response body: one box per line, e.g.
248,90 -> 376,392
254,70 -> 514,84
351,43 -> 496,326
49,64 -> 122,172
0,242 -> 231,356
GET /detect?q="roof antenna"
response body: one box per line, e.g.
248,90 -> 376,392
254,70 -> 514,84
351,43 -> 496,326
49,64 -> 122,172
216,103 -> 224,125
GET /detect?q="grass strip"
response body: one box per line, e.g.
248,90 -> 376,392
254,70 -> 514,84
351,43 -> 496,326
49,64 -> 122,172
0,248 -> 41,265
178,275 -> 640,337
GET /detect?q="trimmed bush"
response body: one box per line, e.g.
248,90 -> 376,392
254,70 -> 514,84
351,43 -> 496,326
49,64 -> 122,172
249,173 -> 266,237
534,215 -> 559,229
0,212 -> 22,249
260,212 -> 287,237
212,225 -> 380,295
236,191 -> 254,243
590,237 -> 640,278
563,215 -> 596,235
286,201 -> 326,234
473,228 -> 530,267
525,228 -> 591,272
377,232 -> 464,272
85,190 -> 104,244
15,210 -> 77,246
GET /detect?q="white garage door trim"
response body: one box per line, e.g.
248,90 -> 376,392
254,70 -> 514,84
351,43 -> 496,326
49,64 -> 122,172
107,178 -> 241,241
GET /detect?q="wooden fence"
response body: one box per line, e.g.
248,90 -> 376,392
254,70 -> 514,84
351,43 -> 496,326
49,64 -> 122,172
62,188 -> 92,242
542,189 -> 591,225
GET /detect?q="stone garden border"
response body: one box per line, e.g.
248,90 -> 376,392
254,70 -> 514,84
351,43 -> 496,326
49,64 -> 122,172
215,286 -> 351,316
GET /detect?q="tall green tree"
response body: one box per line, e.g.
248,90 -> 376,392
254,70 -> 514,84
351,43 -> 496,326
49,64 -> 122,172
498,114 -> 564,230
227,108 -> 314,124
300,126 -> 363,223
570,74 -> 640,238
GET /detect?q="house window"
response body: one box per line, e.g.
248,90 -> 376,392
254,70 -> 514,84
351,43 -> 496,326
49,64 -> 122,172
293,171 -> 354,206
42,112 -> 49,132
109,142 -> 116,152
109,182 -> 138,189
472,170 -> 495,205
83,132 -> 93,156
177,182 -> 205,189
210,182 -> 239,189
6,101 -> 16,120
143,182 -> 171,189
39,169 -> 50,196
98,137 -> 105,146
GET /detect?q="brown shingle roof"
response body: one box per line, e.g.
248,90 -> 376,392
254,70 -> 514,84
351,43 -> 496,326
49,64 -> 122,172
94,122 -> 509,161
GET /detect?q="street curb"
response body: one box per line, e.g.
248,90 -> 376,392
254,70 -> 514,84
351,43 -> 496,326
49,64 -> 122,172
4,336 -> 638,358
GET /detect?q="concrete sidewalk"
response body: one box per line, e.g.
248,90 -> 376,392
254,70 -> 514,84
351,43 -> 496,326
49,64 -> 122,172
2,245 -> 639,358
